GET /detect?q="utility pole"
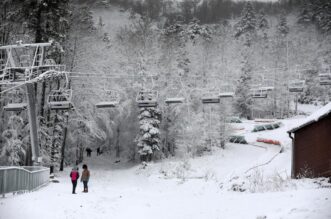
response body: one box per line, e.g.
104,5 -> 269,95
26,82 -> 40,165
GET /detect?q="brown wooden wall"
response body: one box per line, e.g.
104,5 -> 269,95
293,114 -> 331,178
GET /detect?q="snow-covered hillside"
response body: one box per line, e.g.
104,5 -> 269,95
1,105 -> 330,219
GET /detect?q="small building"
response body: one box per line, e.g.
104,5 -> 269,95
288,102 -> 331,178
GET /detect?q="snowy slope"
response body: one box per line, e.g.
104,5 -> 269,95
1,105 -> 331,219
1,150 -> 330,219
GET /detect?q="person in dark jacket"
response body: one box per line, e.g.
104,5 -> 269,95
86,148 -> 92,157
81,164 -> 90,192
70,167 -> 80,194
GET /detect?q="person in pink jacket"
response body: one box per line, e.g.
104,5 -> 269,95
70,167 -> 80,194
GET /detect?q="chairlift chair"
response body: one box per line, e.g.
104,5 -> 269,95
4,103 -> 27,111
202,90 -> 220,104
219,92 -> 235,98
96,101 -> 118,108
96,89 -> 120,108
165,79 -> 186,104
260,86 -> 274,92
165,97 -> 185,104
48,89 -> 72,110
251,88 -> 268,98
164,87 -> 185,104
219,83 -> 235,98
288,80 -> 305,92
136,89 -> 158,107
319,73 -> 331,85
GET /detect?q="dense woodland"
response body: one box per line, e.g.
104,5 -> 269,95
0,0 -> 330,170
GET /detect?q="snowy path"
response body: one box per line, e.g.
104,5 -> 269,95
1,117 -> 331,219
1,151 -> 331,219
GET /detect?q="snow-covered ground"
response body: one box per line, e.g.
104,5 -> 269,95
1,105 -> 331,219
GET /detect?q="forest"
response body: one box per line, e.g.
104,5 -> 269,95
0,0 -> 330,171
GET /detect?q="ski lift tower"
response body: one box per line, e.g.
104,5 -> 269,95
0,41 -> 65,165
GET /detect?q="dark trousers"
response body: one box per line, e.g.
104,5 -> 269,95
83,181 -> 88,192
72,180 -> 77,193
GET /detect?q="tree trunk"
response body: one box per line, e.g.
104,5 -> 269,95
115,125 -> 120,158
39,81 -> 46,117
1,2 -> 8,45
50,115 -> 59,174
59,114 -> 69,171
70,37 -> 78,71
35,5 -> 43,43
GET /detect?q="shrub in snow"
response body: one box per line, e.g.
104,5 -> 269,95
175,160 -> 191,181
297,164 -> 314,179
1,130 -> 25,165
231,182 -> 246,192
246,169 -> 295,193
224,169 -> 296,193
158,160 -> 193,182
0,115 -> 27,165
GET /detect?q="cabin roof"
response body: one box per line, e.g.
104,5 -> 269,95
288,102 -> 331,133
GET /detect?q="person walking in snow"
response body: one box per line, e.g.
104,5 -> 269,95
86,147 -> 92,157
81,164 -> 90,193
70,167 -> 79,194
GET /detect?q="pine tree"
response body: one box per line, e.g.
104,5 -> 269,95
163,19 -> 190,77
137,107 -> 161,162
50,114 -> 65,172
234,55 -> 253,119
312,0 -> 331,33
257,9 -> 269,40
277,12 -> 290,38
98,16 -> 105,31
186,18 -> 212,43
22,0 -> 70,44
234,1 -> 257,41
298,1 -> 313,25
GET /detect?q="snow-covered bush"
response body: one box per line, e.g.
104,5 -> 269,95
158,159 -> 192,182
246,169 -> 295,193
0,115 -> 27,166
1,130 -> 25,165
136,107 -> 161,161
224,169 -> 296,193
297,164 -> 314,179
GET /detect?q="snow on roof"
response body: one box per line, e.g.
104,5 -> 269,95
288,102 -> 331,133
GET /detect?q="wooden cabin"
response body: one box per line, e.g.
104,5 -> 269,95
288,102 -> 331,178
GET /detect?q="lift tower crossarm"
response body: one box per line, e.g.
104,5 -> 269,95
0,42 -> 52,50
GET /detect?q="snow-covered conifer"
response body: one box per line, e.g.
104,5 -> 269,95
277,12 -> 290,38
234,1 -> 257,41
137,107 -> 161,162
